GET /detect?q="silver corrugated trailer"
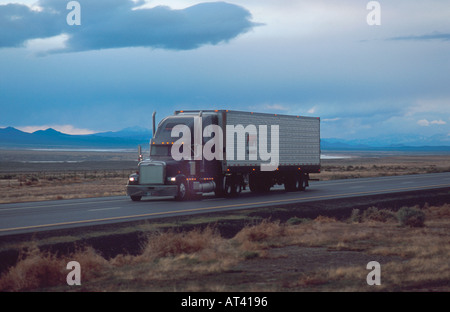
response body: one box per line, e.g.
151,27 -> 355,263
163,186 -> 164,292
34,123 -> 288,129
222,110 -> 320,170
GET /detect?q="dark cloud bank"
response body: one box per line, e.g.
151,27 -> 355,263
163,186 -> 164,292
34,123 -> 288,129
0,0 -> 259,52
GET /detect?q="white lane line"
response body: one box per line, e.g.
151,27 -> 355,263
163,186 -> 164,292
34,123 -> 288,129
88,207 -> 121,212
348,185 -> 365,189
0,198 -> 128,212
311,173 -> 446,187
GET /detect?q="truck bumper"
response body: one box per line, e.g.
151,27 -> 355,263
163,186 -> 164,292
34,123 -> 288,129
126,184 -> 178,197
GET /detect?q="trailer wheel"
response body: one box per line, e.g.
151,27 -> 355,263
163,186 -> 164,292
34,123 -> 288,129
298,173 -> 307,191
234,182 -> 242,195
284,173 -> 297,192
130,195 -> 142,201
224,182 -> 233,196
249,174 -> 257,192
175,179 -> 189,201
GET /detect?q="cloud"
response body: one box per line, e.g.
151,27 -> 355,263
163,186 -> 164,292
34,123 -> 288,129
417,119 -> 430,127
307,106 -> 316,114
0,0 -> 258,52
388,32 -> 450,42
417,119 -> 447,127
0,2 -> 62,48
322,118 -> 341,122
431,120 -> 447,125
262,104 -> 289,111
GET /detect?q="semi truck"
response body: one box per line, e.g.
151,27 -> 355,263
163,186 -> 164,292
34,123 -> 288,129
126,110 -> 320,201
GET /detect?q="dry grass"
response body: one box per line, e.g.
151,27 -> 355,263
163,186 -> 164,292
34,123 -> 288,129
0,244 -> 107,291
1,203 -> 449,291
0,226 -> 240,291
0,175 -> 129,204
310,154 -> 450,181
291,204 -> 450,291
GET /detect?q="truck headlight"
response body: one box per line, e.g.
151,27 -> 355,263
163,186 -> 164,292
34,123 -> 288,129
167,177 -> 176,182
128,174 -> 139,184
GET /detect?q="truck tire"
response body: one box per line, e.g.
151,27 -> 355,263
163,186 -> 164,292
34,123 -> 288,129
224,182 -> 234,197
249,174 -> 257,192
233,181 -> 242,195
298,173 -> 307,191
284,173 -> 297,192
175,179 -> 189,201
214,176 -> 225,197
130,195 -> 142,201
224,176 -> 241,197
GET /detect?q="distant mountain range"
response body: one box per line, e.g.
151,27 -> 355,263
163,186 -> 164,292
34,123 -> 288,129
320,134 -> 450,151
0,127 -> 152,149
1,126 -> 449,151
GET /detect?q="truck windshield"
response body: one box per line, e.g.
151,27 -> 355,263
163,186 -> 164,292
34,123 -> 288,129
150,117 -> 193,157
150,115 -> 218,157
150,145 -> 171,157
154,117 -> 194,142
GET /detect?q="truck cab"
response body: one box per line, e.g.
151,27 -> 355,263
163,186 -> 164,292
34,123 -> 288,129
127,111 -> 224,201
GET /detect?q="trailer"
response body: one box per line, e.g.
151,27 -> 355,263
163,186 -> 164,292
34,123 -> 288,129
126,110 -> 320,201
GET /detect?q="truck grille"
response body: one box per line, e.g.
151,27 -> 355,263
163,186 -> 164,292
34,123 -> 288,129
139,162 -> 165,184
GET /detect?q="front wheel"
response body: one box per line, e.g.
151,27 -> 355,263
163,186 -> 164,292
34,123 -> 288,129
130,195 -> 142,201
175,180 -> 189,201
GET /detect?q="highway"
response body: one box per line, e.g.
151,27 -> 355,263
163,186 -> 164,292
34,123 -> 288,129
1,172 -> 450,236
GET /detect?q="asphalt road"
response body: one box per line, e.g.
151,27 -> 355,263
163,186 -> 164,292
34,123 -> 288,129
1,172 -> 450,236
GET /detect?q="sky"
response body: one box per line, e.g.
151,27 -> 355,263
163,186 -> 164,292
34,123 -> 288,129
0,0 -> 449,144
